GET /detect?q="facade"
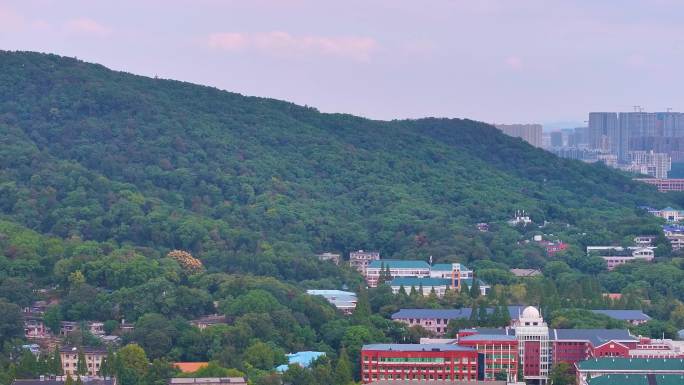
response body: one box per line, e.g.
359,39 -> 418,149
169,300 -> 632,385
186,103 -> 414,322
628,150 -> 671,178
24,314 -> 48,339
60,346 -> 107,376
513,306 -> 551,383
315,252 -> 340,265
366,260 -> 431,288
494,124 -> 543,148
169,378 -> 247,385
588,112 -> 618,152
636,178 -> 684,192
190,315 -> 229,330
575,357 -> 684,385
429,264 -> 473,280
360,344 -> 481,383
306,290 -> 357,314
350,250 -> 380,276
457,334 -> 518,382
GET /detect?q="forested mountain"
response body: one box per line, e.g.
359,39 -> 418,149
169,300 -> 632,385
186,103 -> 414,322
0,51 -> 670,281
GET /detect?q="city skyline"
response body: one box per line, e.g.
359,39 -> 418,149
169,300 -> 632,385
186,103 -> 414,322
1,0 -> 683,124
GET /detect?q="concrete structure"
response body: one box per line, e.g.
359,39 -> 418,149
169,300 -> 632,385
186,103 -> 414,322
575,358 -> 684,385
649,207 -> 684,222
586,246 -> 655,270
350,250 -> 380,275
457,334 -> 518,382
169,378 -> 248,385
275,351 -> 326,372
190,315 -> 228,330
628,150 -> 671,178
389,278 -> 452,297
366,260 -> 431,287
588,112 -> 619,153
360,344 -> 481,383
429,263 -> 473,280
513,306 -> 551,383
315,252 -> 340,265
636,178 -> 684,192
24,313 -> 48,339
494,124 -> 543,148
60,346 -> 107,376
510,269 -> 542,278
306,290 -> 357,314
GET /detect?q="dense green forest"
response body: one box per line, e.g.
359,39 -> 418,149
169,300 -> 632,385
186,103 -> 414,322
2,51 -> 684,385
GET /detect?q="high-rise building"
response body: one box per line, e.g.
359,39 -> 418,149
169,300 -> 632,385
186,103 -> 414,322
629,150 -> 671,178
549,131 -> 563,148
494,124 -> 543,148
588,112 -> 618,152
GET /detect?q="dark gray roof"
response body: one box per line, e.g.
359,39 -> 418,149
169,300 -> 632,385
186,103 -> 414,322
551,329 -> 636,346
362,344 -> 476,352
392,306 -> 524,320
591,309 -> 651,321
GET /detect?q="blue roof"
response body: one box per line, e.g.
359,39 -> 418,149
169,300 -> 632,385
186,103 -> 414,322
368,260 -> 430,269
551,329 -> 636,346
275,351 -> 326,372
392,306 -> 524,321
362,344 -> 475,352
389,277 -> 452,287
591,309 -> 651,321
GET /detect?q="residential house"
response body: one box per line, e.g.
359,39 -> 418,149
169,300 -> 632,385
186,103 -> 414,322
349,250 -> 380,276
60,346 -> 107,376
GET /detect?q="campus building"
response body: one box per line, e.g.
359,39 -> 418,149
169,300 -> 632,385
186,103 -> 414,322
457,334 -> 518,382
366,260 -> 431,287
391,307 -> 524,336
360,344 -> 482,383
513,306 -> 551,383
349,250 -> 380,275
575,358 -> 684,385
60,346 -> 107,376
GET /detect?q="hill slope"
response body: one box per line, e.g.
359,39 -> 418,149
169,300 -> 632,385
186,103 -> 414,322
0,51 -> 669,279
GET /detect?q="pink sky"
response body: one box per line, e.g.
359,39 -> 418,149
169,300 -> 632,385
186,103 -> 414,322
1,0 -> 683,126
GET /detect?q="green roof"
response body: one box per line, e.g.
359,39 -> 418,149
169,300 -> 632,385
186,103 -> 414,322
368,260 -> 430,269
577,358 -> 684,372
389,277 -> 452,287
588,374 -> 684,385
431,263 -> 470,271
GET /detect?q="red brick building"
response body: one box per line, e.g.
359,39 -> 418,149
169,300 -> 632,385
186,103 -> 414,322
360,344 -> 482,383
457,334 -> 518,382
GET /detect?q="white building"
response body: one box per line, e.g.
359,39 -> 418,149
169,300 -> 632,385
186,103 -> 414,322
628,150 -> 671,179
365,260 -> 430,287
429,263 -> 473,280
587,246 -> 656,270
514,306 -> 551,384
349,250 -> 380,276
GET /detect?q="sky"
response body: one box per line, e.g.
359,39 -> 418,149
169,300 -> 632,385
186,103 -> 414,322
1,0 -> 683,127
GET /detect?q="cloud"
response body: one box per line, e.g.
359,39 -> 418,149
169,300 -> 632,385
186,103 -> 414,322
207,31 -> 377,60
504,55 -> 524,70
65,18 -> 112,37
0,6 -> 25,31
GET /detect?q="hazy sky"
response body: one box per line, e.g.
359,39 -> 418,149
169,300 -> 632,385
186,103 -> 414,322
1,0 -> 683,127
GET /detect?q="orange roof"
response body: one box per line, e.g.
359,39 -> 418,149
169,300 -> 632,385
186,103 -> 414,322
173,362 -> 208,373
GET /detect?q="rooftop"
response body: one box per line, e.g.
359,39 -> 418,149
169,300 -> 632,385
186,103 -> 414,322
392,306 -> 524,321
458,334 -> 517,342
577,357 -> 684,371
588,374 -> 684,385
552,329 -> 636,346
591,309 -> 651,321
173,362 -> 209,373
362,344 -> 476,352
59,346 -> 107,354
275,351 -> 326,372
389,277 -> 452,287
368,260 -> 430,269
431,263 -> 470,272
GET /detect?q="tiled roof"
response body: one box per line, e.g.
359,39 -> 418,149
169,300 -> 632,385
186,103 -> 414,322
591,309 -> 651,321
368,260 -> 430,269
552,329 -> 636,346
577,357 -> 684,371
588,374 -> 684,385
392,306 -> 524,321
389,277 -> 451,287
362,344 -> 475,352
173,362 -> 209,373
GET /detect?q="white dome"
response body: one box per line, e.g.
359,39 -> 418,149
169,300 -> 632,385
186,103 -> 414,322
521,306 -> 540,319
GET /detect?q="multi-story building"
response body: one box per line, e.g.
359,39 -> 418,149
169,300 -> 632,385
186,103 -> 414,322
649,207 -> 684,222
389,278 -> 452,297
588,112 -> 619,152
349,250 -> 380,276
513,306 -> 551,383
429,263 -> 473,280
23,313 -> 48,339
391,307 -> 524,336
457,334 -> 518,382
586,246 -> 655,270
628,150 -> 671,178
590,310 -> 651,325
636,178 -> 684,192
494,124 -> 543,148
360,344 -> 482,383
575,358 -> 684,385
365,260 -> 430,287
60,346 -> 107,376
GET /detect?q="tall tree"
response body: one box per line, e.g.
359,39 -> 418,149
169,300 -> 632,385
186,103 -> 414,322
334,348 -> 353,385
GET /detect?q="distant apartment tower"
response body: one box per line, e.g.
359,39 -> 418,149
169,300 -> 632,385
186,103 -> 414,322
349,250 -> 379,276
588,112 -> 618,152
495,124 -> 543,147
549,131 -> 563,147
